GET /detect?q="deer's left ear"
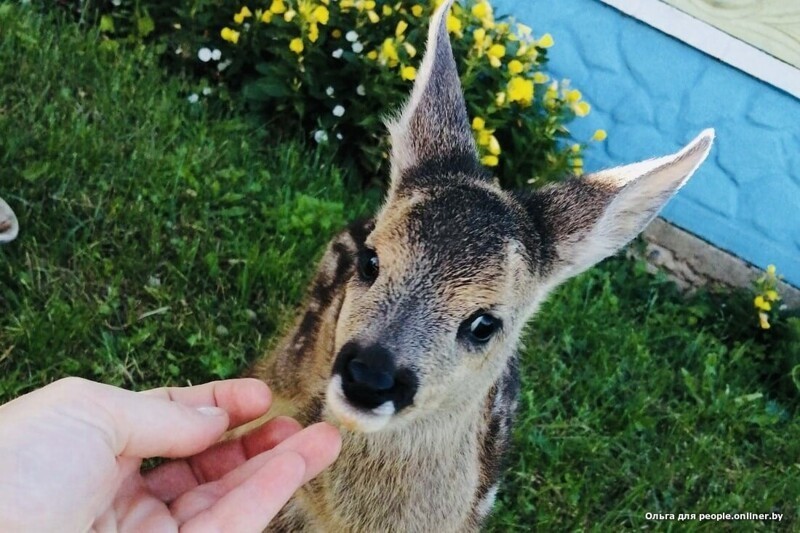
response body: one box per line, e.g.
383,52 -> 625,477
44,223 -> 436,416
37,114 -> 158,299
386,0 -> 478,188
518,129 -> 715,285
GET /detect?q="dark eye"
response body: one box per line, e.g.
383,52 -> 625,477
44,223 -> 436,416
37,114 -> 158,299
357,248 -> 380,283
460,312 -> 501,344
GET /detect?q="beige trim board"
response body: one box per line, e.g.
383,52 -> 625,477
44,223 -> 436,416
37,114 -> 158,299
599,0 -> 800,99
632,218 -> 800,308
663,0 -> 800,70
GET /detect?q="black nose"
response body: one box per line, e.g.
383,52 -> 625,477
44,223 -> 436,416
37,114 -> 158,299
332,342 -> 418,411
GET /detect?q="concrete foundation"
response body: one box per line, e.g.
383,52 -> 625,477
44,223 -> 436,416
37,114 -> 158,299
633,218 -> 799,308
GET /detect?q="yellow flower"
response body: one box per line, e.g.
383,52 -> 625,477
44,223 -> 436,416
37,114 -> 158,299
517,23 -> 532,38
309,23 -> 319,42
471,1 -> 492,20
488,44 -> 506,58
508,59 -> 524,75
767,264 -> 777,276
313,5 -> 330,24
573,101 -> 591,116
340,0 -> 354,8
221,27 -> 240,44
765,289 -> 780,302
261,10 -> 273,23
481,155 -> 499,167
477,129 -> 493,146
364,0 -> 376,9
495,91 -> 506,106
592,129 -> 608,142
473,28 -> 486,49
332,29 -> 342,38
234,6 -> 253,24
488,43 -> 505,67
507,76 -> 534,105
754,295 -> 772,311
759,311 -> 771,329
396,20 -> 408,37
403,42 -> 417,58
367,10 -> 380,23
537,33 -> 554,48
570,144 -> 581,153
573,157 -> 583,168
382,5 -> 392,16
380,38 -> 399,66
401,65 -> 417,81
447,14 -> 462,35
533,72 -> 549,84
411,5 -> 424,17
472,117 -> 486,130
566,89 -> 582,103
488,135 -> 501,155
367,50 -> 378,60
284,9 -> 297,21
290,37 -> 304,54
269,0 -> 287,14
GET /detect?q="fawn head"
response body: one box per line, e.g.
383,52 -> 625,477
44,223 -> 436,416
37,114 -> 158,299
326,0 -> 713,432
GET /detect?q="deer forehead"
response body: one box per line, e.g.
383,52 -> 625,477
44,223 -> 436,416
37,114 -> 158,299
364,186 -> 537,314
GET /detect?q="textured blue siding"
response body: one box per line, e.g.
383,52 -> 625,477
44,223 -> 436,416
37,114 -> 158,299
493,0 -> 800,287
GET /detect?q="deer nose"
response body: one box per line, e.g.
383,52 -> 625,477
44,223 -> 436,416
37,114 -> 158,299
333,342 -> 418,411
348,357 -> 395,391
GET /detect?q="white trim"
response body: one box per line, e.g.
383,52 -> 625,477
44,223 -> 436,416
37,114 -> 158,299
599,0 -> 800,99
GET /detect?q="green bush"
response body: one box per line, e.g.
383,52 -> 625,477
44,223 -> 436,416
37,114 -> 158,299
55,0 -> 601,188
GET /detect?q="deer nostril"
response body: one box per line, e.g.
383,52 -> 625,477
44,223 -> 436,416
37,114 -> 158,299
347,358 -> 395,391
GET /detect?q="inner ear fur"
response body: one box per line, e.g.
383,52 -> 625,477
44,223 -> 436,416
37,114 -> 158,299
517,129 -> 715,285
386,0 -> 479,189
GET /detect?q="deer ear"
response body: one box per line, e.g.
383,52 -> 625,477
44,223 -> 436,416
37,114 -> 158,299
0,197 -> 19,244
520,129 -> 715,284
386,0 -> 478,187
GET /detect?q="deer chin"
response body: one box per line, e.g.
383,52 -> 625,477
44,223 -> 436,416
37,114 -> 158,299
325,375 -> 395,433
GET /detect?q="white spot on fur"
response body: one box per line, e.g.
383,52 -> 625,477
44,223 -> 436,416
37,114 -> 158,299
326,375 -> 395,433
477,484 -> 499,518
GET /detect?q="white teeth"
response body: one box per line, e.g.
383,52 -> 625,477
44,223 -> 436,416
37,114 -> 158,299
373,401 -> 395,416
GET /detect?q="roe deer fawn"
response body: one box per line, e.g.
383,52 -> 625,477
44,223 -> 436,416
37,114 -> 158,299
249,1 -> 713,530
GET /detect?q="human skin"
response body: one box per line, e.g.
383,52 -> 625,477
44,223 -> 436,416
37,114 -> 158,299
0,377 -> 342,532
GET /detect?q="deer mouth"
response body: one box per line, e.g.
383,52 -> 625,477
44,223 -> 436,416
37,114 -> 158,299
325,375 -> 397,432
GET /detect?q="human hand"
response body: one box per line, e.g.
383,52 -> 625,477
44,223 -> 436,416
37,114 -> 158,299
0,377 -> 341,532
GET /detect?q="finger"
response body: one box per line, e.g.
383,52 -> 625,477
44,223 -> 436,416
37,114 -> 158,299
27,378 -> 232,459
180,451 -> 306,533
142,379 -> 272,429
219,422 -> 342,488
170,423 -> 341,524
144,416 -> 303,503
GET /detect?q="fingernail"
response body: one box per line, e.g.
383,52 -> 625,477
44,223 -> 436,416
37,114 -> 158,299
196,406 -> 226,417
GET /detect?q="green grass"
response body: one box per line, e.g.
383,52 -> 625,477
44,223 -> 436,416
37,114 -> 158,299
0,6 -> 376,398
2,6 -> 799,531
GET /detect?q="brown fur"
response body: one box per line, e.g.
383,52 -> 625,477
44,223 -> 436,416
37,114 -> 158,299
247,2 -> 714,531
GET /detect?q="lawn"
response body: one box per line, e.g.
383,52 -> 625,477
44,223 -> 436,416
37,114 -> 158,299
1,7 -> 798,531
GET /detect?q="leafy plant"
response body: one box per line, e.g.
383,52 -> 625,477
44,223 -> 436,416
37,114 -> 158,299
51,0 -> 605,188
208,0 -> 600,186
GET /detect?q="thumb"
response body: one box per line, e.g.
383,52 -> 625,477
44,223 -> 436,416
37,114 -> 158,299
48,379 -> 232,459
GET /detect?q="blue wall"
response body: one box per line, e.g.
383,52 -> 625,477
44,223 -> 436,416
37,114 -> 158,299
494,0 -> 800,287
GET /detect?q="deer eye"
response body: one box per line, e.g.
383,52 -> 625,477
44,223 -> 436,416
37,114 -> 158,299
357,248 -> 380,283
460,312 -> 501,344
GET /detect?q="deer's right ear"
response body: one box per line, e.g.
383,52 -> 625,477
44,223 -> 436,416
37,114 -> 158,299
386,0 -> 478,190
518,130 -> 714,286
